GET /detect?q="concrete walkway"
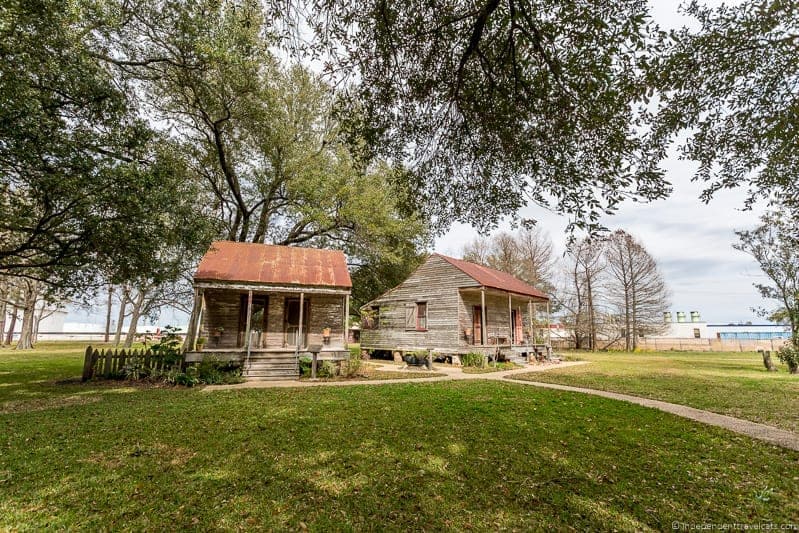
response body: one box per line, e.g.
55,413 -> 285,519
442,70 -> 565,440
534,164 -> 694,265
204,361 -> 799,452
503,379 -> 799,452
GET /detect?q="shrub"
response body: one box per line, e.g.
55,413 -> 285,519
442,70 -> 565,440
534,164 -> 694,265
318,360 -> 338,378
150,325 -> 184,368
299,356 -> 313,376
122,356 -> 150,380
777,341 -> 799,374
196,357 -> 243,384
162,367 -> 199,387
461,352 -> 486,368
340,352 -> 362,378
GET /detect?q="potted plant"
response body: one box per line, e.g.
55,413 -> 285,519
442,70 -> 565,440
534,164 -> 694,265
196,337 -> 207,352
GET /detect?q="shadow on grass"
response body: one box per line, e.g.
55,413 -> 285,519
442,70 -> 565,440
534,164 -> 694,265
1,381 -> 797,530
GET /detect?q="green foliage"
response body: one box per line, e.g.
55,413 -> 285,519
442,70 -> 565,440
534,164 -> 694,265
648,1 -> 799,217
777,342 -> 799,375
149,326 -> 184,367
121,356 -> 150,381
101,0 -> 429,273
461,352 -> 486,368
161,367 -> 200,387
0,0 -> 212,292
299,1 -> 665,233
196,357 -> 243,385
340,352 -> 362,378
734,210 -> 799,346
318,361 -> 338,379
298,356 -> 313,377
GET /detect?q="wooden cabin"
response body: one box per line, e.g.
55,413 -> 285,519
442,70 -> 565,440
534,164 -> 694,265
184,241 -> 351,380
360,254 -> 551,362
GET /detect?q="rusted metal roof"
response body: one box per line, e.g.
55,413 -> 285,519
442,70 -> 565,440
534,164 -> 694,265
195,241 -> 352,288
435,254 -> 549,300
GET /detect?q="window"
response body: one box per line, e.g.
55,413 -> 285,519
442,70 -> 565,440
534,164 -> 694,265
404,302 -> 428,331
693,328 -> 701,339
416,302 -> 427,331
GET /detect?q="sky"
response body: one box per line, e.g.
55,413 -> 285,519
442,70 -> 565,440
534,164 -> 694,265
70,0 -> 768,327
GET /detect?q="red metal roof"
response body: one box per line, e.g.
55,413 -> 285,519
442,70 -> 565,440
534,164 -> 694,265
195,241 -> 351,288
434,254 -> 549,300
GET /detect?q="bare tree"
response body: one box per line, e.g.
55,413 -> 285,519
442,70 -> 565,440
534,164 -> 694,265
515,227 -> 557,293
461,227 -> 556,291
559,238 -> 606,350
462,236 -> 492,265
605,230 -> 670,350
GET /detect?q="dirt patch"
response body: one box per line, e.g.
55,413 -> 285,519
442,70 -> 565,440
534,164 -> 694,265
0,395 -> 102,414
82,443 -> 197,469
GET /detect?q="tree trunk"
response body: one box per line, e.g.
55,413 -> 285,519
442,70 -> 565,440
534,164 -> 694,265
124,289 -> 147,348
32,303 -> 46,343
113,286 -> 129,346
5,304 -> 19,345
15,281 -> 39,350
0,283 -> 7,347
761,350 -> 777,372
104,285 -> 113,343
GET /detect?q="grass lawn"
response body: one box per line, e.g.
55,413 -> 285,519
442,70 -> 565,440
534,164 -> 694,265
1,343 -> 799,530
513,351 -> 799,433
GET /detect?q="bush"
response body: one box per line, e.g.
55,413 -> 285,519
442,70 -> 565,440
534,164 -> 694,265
318,360 -> 338,378
196,356 -> 243,384
122,356 -> 150,380
777,341 -> 799,374
461,352 -> 486,368
150,325 -> 184,367
340,352 -> 362,378
299,356 -> 313,376
161,367 -> 199,387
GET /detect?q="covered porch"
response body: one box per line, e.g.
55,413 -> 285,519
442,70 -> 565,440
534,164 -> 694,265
458,287 -> 552,360
183,282 -> 350,371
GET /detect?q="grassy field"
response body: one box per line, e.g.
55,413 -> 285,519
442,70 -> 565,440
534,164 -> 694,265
514,351 -> 799,433
1,343 -> 798,530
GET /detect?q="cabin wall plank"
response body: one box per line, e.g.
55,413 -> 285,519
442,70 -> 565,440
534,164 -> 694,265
361,256 -> 480,351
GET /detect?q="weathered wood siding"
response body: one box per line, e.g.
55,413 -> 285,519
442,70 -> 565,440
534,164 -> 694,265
200,289 -> 241,348
458,291 -> 535,346
200,290 -> 347,350
360,255 -> 480,351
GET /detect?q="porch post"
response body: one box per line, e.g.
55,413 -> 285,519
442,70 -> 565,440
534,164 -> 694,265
528,300 -> 533,344
196,290 -> 206,346
546,300 -> 552,355
343,293 -> 350,346
508,293 -> 513,345
298,292 -> 305,349
244,290 -> 253,368
185,287 -> 204,351
480,288 -> 487,346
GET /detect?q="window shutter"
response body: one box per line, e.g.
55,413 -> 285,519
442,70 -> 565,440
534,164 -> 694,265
405,304 -> 416,330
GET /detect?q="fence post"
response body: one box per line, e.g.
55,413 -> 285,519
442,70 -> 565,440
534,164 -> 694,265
82,346 -> 94,381
103,349 -> 112,378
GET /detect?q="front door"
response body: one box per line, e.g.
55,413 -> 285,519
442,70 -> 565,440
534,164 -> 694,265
285,298 -> 310,347
511,309 -> 523,344
472,306 -> 484,345
238,295 -> 268,348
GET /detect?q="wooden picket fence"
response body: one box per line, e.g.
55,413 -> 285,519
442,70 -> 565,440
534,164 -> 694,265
81,346 -> 182,381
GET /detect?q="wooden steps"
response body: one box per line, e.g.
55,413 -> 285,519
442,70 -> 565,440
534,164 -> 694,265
243,352 -> 298,381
